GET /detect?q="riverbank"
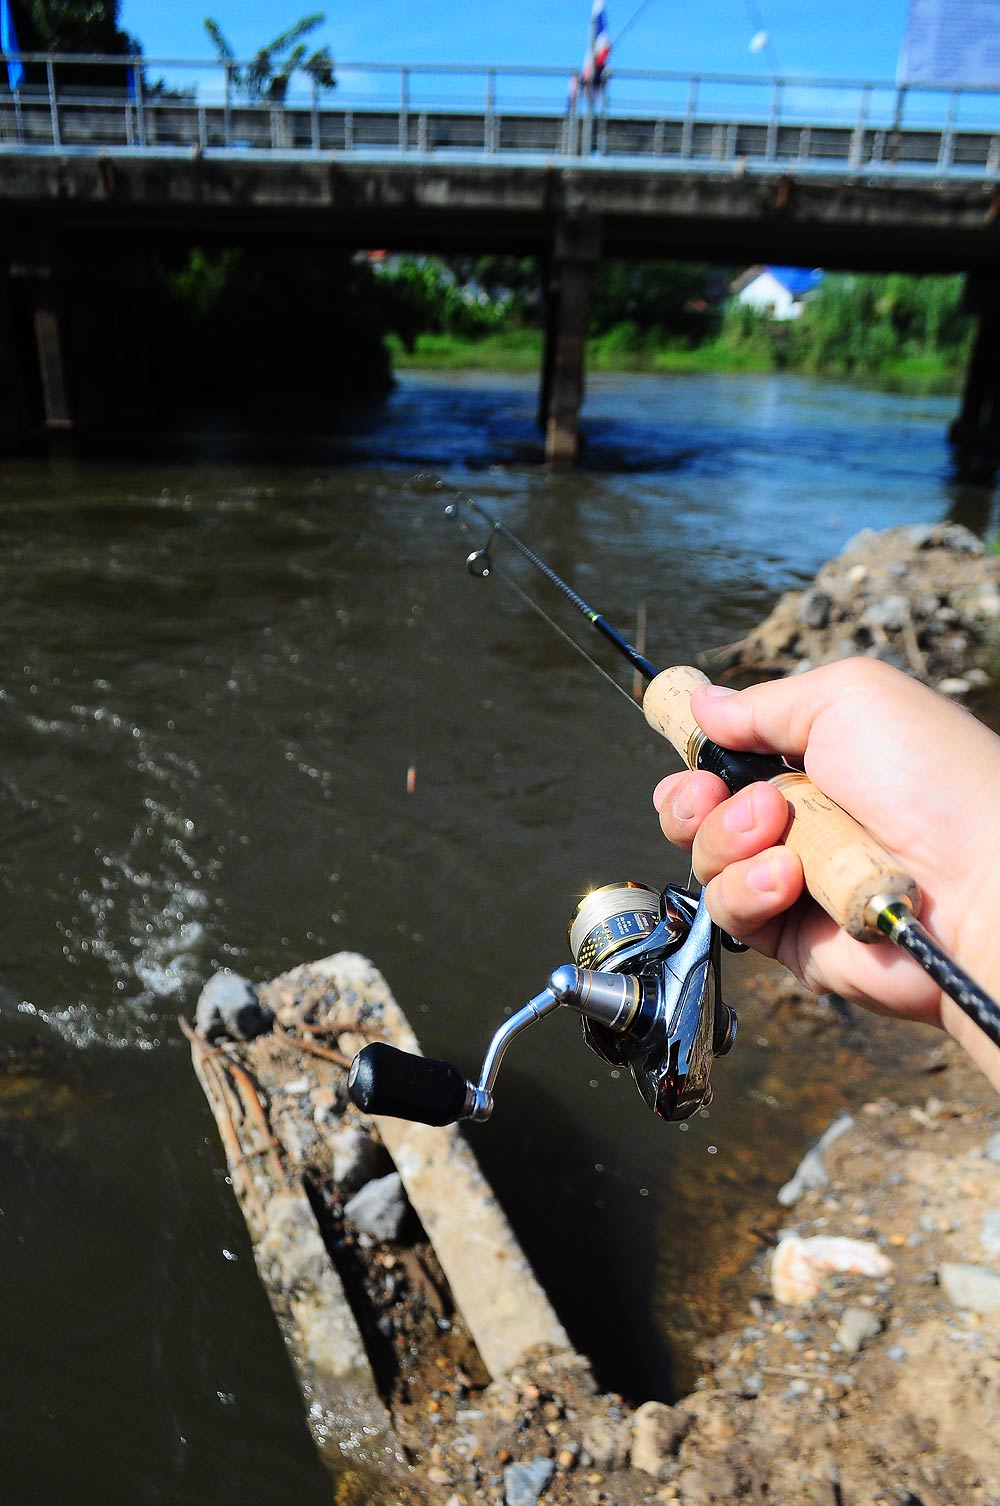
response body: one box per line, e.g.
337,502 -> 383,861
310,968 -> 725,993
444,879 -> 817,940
387,332 -> 964,395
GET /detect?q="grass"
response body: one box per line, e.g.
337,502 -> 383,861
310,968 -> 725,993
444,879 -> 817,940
388,328 -> 964,395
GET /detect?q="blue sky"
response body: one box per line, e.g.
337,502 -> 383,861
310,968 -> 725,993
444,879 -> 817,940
119,1 -> 912,83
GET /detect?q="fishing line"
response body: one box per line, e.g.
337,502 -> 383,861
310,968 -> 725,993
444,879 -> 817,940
443,483 -> 644,711
612,0 -> 659,51
489,555 -> 643,714
438,483 -> 1000,1051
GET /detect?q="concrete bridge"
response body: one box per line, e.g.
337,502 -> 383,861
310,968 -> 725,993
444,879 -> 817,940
4,54 -> 1000,459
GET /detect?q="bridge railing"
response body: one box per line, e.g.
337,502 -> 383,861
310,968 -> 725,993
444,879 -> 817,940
1,53 -> 999,176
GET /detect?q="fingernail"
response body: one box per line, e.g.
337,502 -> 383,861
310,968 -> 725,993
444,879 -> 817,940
652,778 -> 670,813
722,790 -> 755,834
671,778 -> 696,822
698,685 -> 737,699
747,857 -> 779,893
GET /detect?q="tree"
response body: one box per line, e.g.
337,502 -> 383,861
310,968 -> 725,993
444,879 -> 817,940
589,262 -> 721,343
11,0 -> 139,54
203,13 -> 335,103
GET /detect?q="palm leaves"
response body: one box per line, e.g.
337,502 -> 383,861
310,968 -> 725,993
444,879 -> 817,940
203,12 -> 335,102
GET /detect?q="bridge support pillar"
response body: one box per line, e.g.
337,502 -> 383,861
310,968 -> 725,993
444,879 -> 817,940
9,239 -> 73,447
950,271 -> 1000,475
539,215 -> 599,464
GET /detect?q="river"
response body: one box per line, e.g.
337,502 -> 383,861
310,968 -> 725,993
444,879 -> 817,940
1,370 -> 995,1505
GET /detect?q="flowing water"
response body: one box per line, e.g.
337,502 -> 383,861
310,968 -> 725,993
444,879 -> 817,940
1,370 -> 996,1504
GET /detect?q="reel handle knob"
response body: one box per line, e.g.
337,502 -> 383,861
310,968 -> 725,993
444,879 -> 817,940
643,666 -> 920,942
348,1042 -> 471,1126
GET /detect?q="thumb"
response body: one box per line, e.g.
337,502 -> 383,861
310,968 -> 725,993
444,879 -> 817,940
689,660 -> 902,759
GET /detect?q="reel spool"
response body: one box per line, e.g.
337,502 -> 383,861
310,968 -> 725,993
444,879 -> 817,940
569,882 -> 670,969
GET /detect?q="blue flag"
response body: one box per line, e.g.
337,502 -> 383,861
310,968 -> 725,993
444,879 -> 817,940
1,0 -> 24,92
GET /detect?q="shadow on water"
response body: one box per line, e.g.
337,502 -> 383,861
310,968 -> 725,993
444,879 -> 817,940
0,368 -> 996,1498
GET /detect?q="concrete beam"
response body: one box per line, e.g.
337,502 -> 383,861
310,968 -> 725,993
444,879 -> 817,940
2,156 -> 1000,273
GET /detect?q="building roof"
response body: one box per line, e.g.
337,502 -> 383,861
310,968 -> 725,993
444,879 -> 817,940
730,265 -> 824,297
765,266 -> 824,296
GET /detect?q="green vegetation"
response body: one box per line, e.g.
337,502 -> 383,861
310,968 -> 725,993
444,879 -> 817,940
389,330 -> 543,372
378,258 -> 973,396
203,13 -> 335,101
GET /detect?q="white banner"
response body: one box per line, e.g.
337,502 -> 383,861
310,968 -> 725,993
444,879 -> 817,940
898,0 -> 1000,87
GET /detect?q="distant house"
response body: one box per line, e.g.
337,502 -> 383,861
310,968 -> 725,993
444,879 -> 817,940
731,265 -> 824,321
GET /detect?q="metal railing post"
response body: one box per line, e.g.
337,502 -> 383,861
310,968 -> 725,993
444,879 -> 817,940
133,60 -> 146,146
46,57 -> 60,147
850,84 -> 870,168
765,79 -> 782,161
485,67 -> 496,153
12,77 -> 23,144
937,88 -> 957,172
399,67 -> 409,153
681,75 -> 698,159
889,84 -> 906,168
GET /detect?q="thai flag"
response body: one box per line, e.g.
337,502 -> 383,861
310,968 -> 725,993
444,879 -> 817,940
592,0 -> 611,69
1,0 -> 24,91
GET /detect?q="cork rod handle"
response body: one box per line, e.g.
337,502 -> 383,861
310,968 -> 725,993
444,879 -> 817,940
643,666 -> 921,942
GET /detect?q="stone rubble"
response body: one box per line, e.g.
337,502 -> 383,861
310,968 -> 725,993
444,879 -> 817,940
708,521 -> 1000,697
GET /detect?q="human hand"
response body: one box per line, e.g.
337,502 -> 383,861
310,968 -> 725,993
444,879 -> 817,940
652,659 -> 1000,1073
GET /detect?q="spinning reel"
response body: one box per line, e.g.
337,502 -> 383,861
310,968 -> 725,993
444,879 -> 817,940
348,881 -> 738,1127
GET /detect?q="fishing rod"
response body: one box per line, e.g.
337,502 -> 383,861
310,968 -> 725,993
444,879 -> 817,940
441,484 -> 1000,1053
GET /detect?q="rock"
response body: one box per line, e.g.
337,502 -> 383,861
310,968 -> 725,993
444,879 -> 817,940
777,1113 -> 854,1207
581,1414 -> 629,1470
555,1443 -> 579,1471
836,1306 -> 883,1354
675,1458 -> 740,1503
630,1400 -> 691,1477
985,1130 -> 1000,1163
709,522 -> 1000,690
938,1260 -> 1000,1314
344,1172 -> 408,1242
980,1211 -> 1000,1255
324,1125 -> 379,1191
937,678 -> 971,697
798,589 -> 833,629
195,971 -> 273,1042
503,1457 -> 555,1506
771,1234 -> 893,1305
863,594 -> 910,631
940,524 -> 984,554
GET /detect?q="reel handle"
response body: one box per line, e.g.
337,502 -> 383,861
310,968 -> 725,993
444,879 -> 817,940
348,1041 -> 470,1126
643,666 -> 920,942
